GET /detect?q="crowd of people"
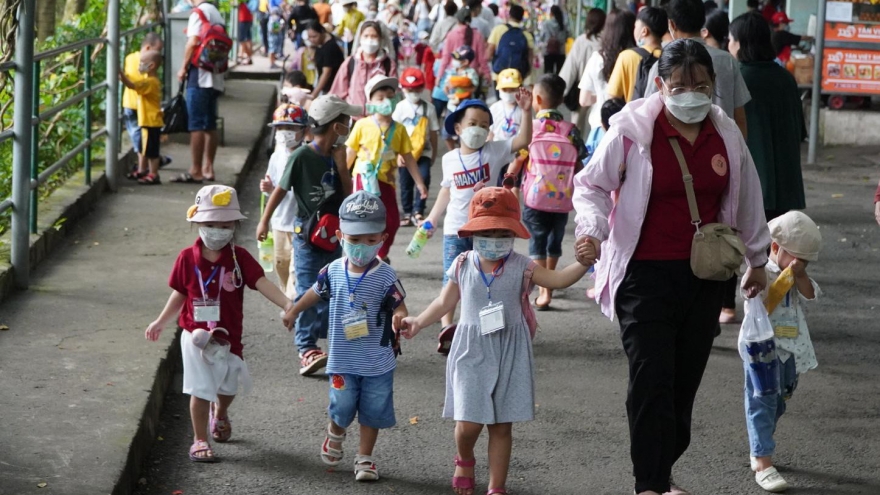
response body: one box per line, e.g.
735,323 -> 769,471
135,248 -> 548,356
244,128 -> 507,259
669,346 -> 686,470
140,0 -> 827,494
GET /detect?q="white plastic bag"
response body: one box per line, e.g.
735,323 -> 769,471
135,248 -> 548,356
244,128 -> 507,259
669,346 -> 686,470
739,298 -> 779,397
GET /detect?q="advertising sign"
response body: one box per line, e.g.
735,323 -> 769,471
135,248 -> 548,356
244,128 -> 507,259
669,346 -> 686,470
822,48 -> 880,95
825,22 -> 880,42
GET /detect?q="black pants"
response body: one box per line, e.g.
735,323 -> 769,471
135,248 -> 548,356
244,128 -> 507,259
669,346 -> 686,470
544,54 -> 565,74
721,209 -> 787,309
259,12 -> 269,52
615,260 -> 724,494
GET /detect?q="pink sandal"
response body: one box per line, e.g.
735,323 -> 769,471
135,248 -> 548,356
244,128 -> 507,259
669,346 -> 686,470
486,490 -> 508,494
188,439 -> 216,463
209,404 -> 232,443
452,455 -> 476,492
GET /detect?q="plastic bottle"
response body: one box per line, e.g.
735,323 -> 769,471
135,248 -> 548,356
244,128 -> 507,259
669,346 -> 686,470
406,221 -> 433,258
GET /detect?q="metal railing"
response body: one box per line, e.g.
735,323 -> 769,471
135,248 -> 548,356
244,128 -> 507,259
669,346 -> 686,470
3,0 -> 164,289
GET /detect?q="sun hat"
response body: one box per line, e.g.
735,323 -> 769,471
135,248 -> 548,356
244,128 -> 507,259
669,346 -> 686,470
268,103 -> 309,127
186,185 -> 248,223
458,187 -> 530,239
496,68 -> 523,90
768,211 -> 822,262
339,190 -> 387,235
444,98 -> 493,135
771,12 -> 794,26
400,67 -> 426,88
365,75 -> 399,99
452,45 -> 475,62
308,94 -> 363,126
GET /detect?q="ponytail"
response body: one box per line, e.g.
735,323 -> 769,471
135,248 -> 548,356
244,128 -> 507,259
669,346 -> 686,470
464,25 -> 473,46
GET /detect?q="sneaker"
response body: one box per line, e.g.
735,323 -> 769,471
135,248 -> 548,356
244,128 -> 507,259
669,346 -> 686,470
751,456 -> 759,472
755,467 -> 789,492
299,349 -> 328,376
354,455 -> 379,481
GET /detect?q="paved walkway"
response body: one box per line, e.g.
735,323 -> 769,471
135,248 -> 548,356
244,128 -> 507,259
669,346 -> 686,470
0,80 -> 276,495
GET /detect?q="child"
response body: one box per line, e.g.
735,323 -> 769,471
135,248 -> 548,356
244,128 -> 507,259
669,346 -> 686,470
445,45 -> 480,112
488,69 -> 524,142
119,50 -> 165,185
145,185 -> 292,463
432,56 -> 456,150
746,211 -> 822,493
282,190 -> 408,482
422,96 -> 532,338
398,186 -> 594,495
346,75 -> 428,263
506,74 -> 588,310
393,67 -> 440,226
268,7 -> 286,69
260,103 -> 309,298
586,97 -> 626,163
280,70 -> 314,109
122,33 -> 164,171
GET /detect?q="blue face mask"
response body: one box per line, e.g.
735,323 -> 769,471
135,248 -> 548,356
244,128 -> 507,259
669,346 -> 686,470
473,236 -> 514,261
367,98 -> 394,116
343,239 -> 383,267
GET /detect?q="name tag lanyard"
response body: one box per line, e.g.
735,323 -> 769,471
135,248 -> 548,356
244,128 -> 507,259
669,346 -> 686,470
194,265 -> 224,328
474,251 -> 509,302
503,105 -> 519,134
458,147 -> 483,185
344,259 -> 376,310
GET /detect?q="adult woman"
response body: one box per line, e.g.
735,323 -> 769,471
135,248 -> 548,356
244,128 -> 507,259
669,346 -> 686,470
414,0 -> 433,34
438,7 -> 490,84
578,10 -> 634,155
572,39 -> 770,495
728,12 -> 806,222
330,21 -> 399,109
701,9 -> 730,50
305,21 -> 345,97
559,8 -> 606,126
539,5 -> 569,75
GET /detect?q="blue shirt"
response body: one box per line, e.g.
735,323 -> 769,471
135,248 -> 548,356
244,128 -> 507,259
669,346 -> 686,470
313,259 -> 405,376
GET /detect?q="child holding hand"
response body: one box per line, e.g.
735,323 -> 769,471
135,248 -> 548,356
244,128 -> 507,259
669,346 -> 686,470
398,186 -> 594,495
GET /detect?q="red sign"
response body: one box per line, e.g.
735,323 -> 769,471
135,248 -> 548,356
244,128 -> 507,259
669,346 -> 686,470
822,48 -> 880,95
825,22 -> 880,43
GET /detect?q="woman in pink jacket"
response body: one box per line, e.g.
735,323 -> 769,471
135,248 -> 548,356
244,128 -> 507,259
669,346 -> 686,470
572,40 -> 771,495
437,7 -> 490,85
330,21 -> 398,110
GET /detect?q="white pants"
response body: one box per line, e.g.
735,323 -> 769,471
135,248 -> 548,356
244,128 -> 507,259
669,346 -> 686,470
181,329 -> 252,403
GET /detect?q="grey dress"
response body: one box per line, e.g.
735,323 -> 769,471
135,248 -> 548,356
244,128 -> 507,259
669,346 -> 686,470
443,251 -> 536,424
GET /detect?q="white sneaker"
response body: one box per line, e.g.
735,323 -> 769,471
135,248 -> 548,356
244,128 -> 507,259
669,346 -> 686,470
756,467 -> 789,492
750,456 -> 759,472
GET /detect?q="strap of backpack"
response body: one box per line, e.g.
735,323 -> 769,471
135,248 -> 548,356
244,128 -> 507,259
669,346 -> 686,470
454,251 -> 468,284
194,5 -> 209,25
668,138 -> 702,230
633,46 -> 650,59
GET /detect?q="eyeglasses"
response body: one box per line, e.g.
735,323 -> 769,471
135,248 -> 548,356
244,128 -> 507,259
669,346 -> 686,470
663,82 -> 713,97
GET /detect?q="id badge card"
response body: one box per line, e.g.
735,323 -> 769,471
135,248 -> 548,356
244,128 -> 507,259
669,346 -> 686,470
343,310 -> 370,340
773,304 -> 798,339
193,298 -> 220,323
479,302 -> 505,335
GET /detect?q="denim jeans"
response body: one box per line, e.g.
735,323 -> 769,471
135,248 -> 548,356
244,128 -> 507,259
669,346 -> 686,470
744,356 -> 799,457
328,370 -> 396,429
186,86 -> 220,131
292,217 -> 342,355
123,108 -> 141,153
442,235 -> 473,284
521,206 -> 568,259
398,156 -> 432,216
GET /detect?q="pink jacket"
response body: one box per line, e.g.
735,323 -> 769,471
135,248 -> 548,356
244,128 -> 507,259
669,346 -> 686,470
329,49 -> 399,109
438,24 -> 490,83
572,93 -> 771,320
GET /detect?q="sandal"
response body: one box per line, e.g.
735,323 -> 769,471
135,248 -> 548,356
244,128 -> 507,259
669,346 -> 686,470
299,348 -> 328,376
452,455 -> 476,493
354,454 -> 379,481
400,216 -> 413,227
413,212 -> 425,222
438,324 -> 457,356
137,173 -> 161,185
170,172 -> 203,184
203,175 -> 216,182
209,404 -> 232,443
321,426 -> 346,466
189,439 -> 216,463
127,170 -> 148,180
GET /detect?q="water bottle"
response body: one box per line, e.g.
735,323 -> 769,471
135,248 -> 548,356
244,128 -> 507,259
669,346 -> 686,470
406,221 -> 433,258
257,193 -> 274,272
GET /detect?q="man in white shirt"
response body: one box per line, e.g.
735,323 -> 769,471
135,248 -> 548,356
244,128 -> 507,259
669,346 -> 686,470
467,0 -> 492,40
175,0 -> 226,183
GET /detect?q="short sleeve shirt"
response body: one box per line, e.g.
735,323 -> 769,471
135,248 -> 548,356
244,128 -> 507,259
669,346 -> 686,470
315,36 -> 345,86
132,76 -> 164,128
266,146 -> 296,232
279,144 -> 341,219
440,140 -> 512,236
186,3 -> 226,91
391,98 -> 441,158
606,47 -> 661,102
347,118 -> 413,186
122,52 -> 144,110
169,239 -> 265,358
489,101 -> 523,141
579,51 -> 607,129
313,259 -> 405,376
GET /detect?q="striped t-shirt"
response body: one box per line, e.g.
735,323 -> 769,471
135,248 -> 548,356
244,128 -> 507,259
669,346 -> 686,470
313,258 -> 405,376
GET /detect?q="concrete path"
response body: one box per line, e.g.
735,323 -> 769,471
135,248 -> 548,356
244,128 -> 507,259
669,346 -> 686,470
0,80 -> 276,495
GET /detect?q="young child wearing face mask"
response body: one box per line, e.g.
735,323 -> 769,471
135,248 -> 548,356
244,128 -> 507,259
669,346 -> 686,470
392,67 -> 440,226
398,186 -> 593,495
421,96 -> 532,336
145,185 -> 293,464
346,75 -> 428,263
282,190 -> 408,482
260,103 -> 309,298
488,69 -> 524,143
445,45 -> 481,112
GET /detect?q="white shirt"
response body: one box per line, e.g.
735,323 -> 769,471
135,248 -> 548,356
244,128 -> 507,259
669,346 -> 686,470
439,140 -> 512,235
578,51 -> 606,129
471,16 -> 492,40
766,260 -> 821,374
489,100 -> 523,142
186,3 -> 226,91
391,95 -> 441,158
267,145 -> 297,232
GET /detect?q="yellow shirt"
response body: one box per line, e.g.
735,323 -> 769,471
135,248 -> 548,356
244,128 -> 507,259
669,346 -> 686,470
132,76 -> 164,128
122,52 -> 146,110
301,49 -> 317,86
487,23 -> 535,79
259,0 -> 269,13
347,117 -> 412,186
335,10 -> 365,40
606,47 -> 661,102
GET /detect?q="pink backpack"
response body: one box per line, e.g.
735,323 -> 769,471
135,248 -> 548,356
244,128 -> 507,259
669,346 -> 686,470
522,118 -> 578,213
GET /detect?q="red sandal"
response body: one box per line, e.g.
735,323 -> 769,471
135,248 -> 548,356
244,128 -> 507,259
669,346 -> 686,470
438,324 -> 457,356
452,455 -> 476,492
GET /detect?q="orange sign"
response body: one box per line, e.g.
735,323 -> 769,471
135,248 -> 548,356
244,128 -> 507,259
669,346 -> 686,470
822,48 -> 880,95
825,22 -> 880,43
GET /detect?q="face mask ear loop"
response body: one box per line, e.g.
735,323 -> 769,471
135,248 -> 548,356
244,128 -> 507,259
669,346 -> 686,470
230,241 -> 244,289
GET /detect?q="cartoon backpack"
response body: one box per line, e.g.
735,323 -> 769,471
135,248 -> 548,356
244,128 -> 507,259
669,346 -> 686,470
522,118 -> 578,213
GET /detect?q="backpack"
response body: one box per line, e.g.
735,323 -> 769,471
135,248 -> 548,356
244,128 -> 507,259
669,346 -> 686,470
191,6 -> 232,74
632,47 -> 660,101
408,102 -> 430,159
523,118 -> 578,213
346,55 -> 393,87
492,25 -> 530,77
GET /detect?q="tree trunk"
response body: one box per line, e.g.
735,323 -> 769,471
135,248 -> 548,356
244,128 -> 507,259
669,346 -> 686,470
36,0 -> 57,42
62,0 -> 86,23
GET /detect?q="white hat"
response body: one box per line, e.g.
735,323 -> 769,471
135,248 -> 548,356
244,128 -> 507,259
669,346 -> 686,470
768,211 -> 822,262
365,75 -> 398,99
308,95 -> 363,126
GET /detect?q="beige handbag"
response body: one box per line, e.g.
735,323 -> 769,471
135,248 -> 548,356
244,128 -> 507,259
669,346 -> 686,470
668,138 -> 746,281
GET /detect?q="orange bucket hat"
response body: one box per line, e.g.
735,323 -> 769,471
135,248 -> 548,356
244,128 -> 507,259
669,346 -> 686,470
458,187 -> 530,239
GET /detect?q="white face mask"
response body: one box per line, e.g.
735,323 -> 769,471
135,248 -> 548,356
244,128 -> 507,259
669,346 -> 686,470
459,126 -> 489,149
361,38 -> 380,54
275,129 -> 303,149
405,91 -> 421,104
199,227 -> 234,251
663,90 -> 713,124
334,122 -> 351,146
473,236 -> 514,261
499,91 -> 516,104
451,60 -> 462,69
302,31 -> 313,47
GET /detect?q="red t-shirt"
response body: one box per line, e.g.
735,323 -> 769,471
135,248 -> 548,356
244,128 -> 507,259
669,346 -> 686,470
169,239 -> 265,358
633,115 -> 730,261
238,2 -> 254,23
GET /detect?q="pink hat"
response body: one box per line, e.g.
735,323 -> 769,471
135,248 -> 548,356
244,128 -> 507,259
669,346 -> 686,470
186,185 -> 248,223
